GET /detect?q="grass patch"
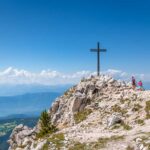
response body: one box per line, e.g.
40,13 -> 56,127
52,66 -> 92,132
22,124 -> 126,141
132,104 -> 142,112
120,99 -> 130,104
64,88 -> 75,98
121,122 -> 132,130
93,135 -> 124,149
145,101 -> 150,119
126,145 -> 134,150
111,124 -> 121,130
120,99 -> 131,107
112,122 -> 132,130
95,137 -> 110,148
69,142 -> 87,150
41,142 -> 49,150
74,109 -> 92,124
33,143 -> 37,148
110,135 -> 124,141
135,119 -> 144,125
69,135 -> 124,150
18,145 -> 26,148
111,104 -> 127,115
47,133 -> 65,149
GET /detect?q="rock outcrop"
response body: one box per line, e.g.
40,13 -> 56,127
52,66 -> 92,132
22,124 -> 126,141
8,75 -> 150,150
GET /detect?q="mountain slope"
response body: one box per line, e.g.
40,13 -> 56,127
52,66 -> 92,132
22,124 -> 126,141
8,75 -> 150,150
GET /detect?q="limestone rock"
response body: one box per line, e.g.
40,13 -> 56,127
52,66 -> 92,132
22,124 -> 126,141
107,114 -> 122,127
51,100 -> 59,113
8,124 -> 36,150
72,96 -> 84,112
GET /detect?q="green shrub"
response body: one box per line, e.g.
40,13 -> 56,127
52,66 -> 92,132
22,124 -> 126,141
69,135 -> 124,150
47,133 -> 65,149
69,142 -> 87,150
126,145 -> 134,150
132,104 -> 142,112
111,104 -> 127,115
145,101 -> 150,119
121,122 -> 132,130
41,142 -> 49,150
120,99 -> 130,104
74,109 -> 92,124
124,124 -> 132,130
37,110 -> 57,138
93,136 -> 124,149
136,119 -> 144,125
111,124 -> 121,130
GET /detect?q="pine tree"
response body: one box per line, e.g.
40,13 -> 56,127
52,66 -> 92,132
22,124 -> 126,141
38,110 -> 57,137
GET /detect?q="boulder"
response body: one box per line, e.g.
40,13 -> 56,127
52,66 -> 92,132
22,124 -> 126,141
14,124 -> 24,132
107,114 -> 122,127
95,81 -> 106,90
51,100 -> 59,113
72,97 -> 84,112
79,103 -> 86,112
108,78 -> 115,84
8,125 -> 34,150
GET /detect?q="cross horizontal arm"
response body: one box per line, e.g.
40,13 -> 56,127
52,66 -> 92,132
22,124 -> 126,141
90,49 -> 98,52
90,49 -> 107,52
100,49 -> 107,52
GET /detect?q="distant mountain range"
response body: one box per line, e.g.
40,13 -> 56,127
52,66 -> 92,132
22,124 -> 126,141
0,84 -> 72,96
0,114 -> 38,120
0,92 -> 61,117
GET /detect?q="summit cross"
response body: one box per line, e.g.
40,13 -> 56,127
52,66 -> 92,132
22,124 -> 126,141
90,42 -> 107,76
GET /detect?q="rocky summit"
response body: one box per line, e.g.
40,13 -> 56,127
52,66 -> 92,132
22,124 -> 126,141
8,75 -> 150,150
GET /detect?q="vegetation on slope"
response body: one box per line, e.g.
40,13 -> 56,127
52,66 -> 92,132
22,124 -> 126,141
74,109 -> 92,124
37,110 -> 57,138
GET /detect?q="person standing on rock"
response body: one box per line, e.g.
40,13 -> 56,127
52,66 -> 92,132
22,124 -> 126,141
137,80 -> 144,91
132,76 -> 136,89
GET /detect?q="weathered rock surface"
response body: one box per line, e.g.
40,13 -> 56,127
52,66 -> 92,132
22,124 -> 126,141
8,124 -> 36,150
8,75 -> 150,150
107,114 -> 122,127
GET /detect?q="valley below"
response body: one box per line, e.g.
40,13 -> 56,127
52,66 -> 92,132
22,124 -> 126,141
0,91 -> 63,150
0,117 -> 39,150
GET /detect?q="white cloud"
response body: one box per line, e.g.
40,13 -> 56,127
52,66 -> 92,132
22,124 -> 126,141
0,67 -> 147,85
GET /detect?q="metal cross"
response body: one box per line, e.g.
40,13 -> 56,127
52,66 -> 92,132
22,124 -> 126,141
90,42 -> 107,76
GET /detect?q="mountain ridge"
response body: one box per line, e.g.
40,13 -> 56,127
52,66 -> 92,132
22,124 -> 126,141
8,75 -> 150,150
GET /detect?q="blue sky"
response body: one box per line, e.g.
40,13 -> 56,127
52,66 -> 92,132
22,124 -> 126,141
0,0 -> 150,76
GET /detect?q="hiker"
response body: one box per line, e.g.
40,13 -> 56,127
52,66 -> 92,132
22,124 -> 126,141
137,80 -> 144,91
132,76 -> 136,89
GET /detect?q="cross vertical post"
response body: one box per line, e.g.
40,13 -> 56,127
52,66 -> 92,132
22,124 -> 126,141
97,42 -> 100,76
90,42 -> 107,76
